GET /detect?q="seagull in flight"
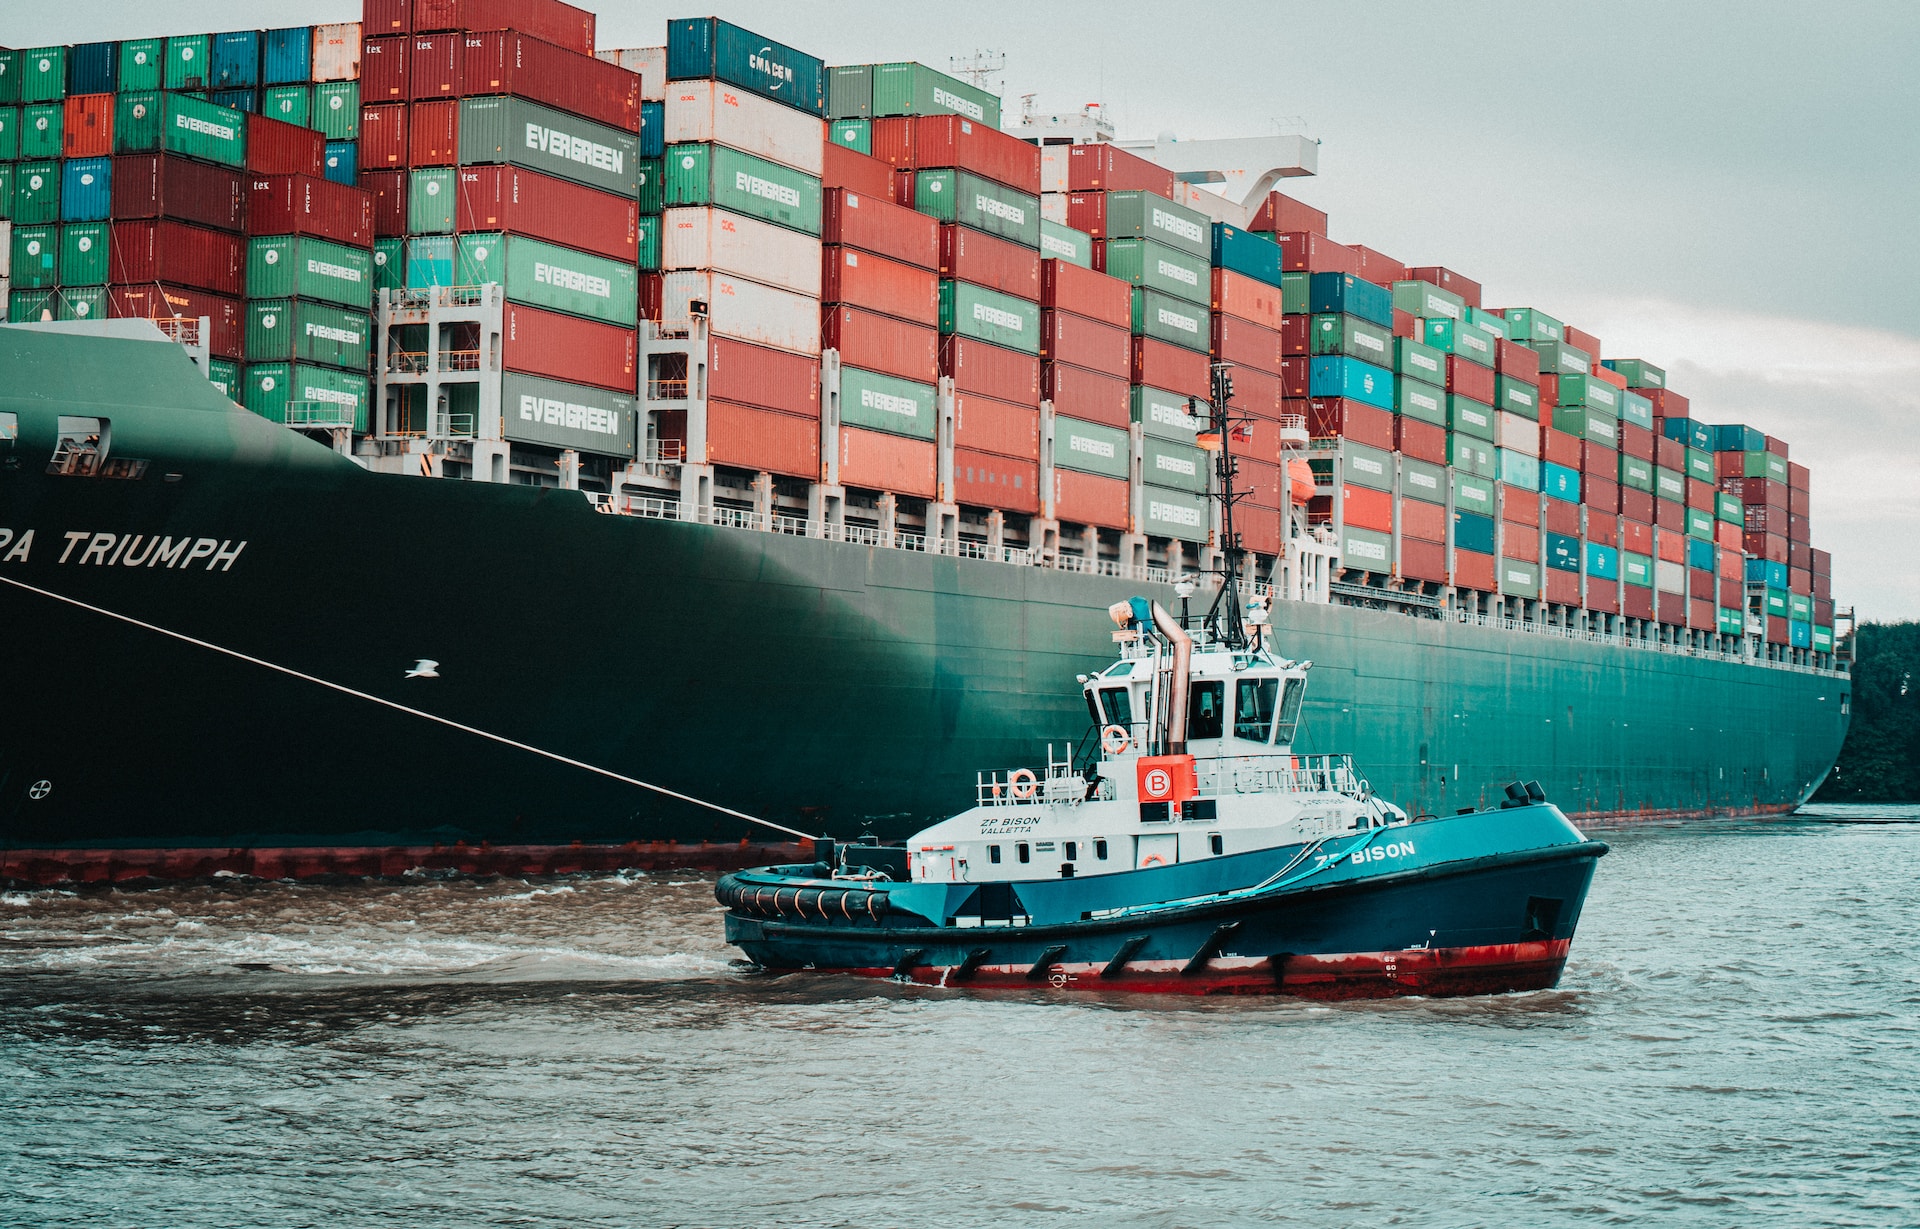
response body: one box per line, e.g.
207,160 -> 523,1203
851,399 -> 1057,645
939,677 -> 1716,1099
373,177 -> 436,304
405,659 -> 440,679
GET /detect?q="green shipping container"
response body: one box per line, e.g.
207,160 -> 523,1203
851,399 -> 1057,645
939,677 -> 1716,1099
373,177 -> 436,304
248,235 -> 375,309
262,84 -> 311,127
10,224 -> 58,289
409,167 -> 456,234
58,222 -> 109,286
1102,238 -> 1209,305
460,95 -> 640,197
1452,473 -> 1495,515
1621,552 -> 1654,588
1094,190 -> 1209,259
244,362 -> 370,431
404,235 -> 454,287
827,66 -> 871,120
1399,456 -> 1447,504
1422,316 -> 1497,367
1812,624 -> 1833,652
0,50 -> 17,107
1310,313 -> 1393,364
1618,454 -> 1655,493
313,82 -> 360,139
1552,406 -> 1618,448
166,35 -> 212,91
911,168 -> 1038,247
1495,374 -> 1541,420
0,165 -> 14,221
1719,607 -> 1746,637
8,288 -> 57,322
1395,377 -> 1446,426
828,118 -> 871,153
1039,219 -> 1092,268
119,39 -> 164,92
113,93 -> 161,152
1054,415 -> 1130,479
1532,339 -> 1591,377
636,215 -> 660,270
1466,305 -> 1508,340
246,299 -> 373,369
1343,441 -> 1394,492
1609,358 -> 1666,389
1685,447 -> 1714,483
1555,372 -> 1619,412
1742,451 -> 1790,482
373,237 -> 404,292
1498,558 -> 1542,598
207,356 -> 241,400
1130,287 -> 1208,353
1281,271 -> 1309,315
1450,434 -> 1495,478
1617,389 -> 1654,430
1143,484 -> 1210,544
636,158 -> 663,213
1504,307 -> 1563,344
1496,448 -> 1540,492
1393,336 -> 1445,385
12,162 -> 59,225
1716,490 -> 1742,524
454,233 -> 639,326
1764,588 -> 1788,617
0,107 -> 15,161
20,103 -> 60,160
1132,385 -> 1206,443
871,62 -> 1001,127
501,370 -> 637,457
1686,507 -> 1715,540
1654,466 -> 1685,502
1141,435 -> 1208,494
664,142 -> 822,236
839,365 -> 937,440
1447,395 -> 1494,440
1392,280 -> 1465,322
19,47 -> 66,103
145,94 -> 248,167
1788,592 -> 1812,621
1339,524 -> 1393,571
939,280 -> 1040,354
55,286 -> 106,321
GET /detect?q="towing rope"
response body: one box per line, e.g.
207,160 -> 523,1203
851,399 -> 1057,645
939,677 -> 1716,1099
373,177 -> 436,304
0,574 -> 821,841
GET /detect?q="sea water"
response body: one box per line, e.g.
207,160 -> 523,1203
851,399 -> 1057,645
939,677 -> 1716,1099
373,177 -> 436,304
3,806 -> 1916,1227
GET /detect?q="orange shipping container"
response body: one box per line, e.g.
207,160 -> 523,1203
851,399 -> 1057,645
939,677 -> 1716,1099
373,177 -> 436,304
1452,549 -> 1496,591
360,103 -> 408,168
1716,520 -> 1743,551
839,426 -> 934,497
1544,498 -> 1579,537
1053,468 -> 1129,530
1340,485 -> 1392,533
408,99 -> 458,166
1210,268 -> 1283,329
952,448 -> 1039,514
1503,522 -> 1540,563
1240,504 -> 1283,556
1546,570 -> 1581,605
1239,458 -> 1282,508
953,393 -> 1039,460
62,94 -> 113,158
1399,497 -> 1446,544
706,400 -> 819,480
1656,531 -> 1687,564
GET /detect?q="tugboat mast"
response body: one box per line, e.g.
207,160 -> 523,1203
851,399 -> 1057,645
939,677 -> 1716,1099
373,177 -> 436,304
1196,360 -> 1251,651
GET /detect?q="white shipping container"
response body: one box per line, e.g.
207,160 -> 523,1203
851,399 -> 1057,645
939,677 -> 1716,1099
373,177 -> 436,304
661,271 -> 821,356
1041,192 -> 1070,225
1038,148 -> 1070,194
661,207 -> 822,298
663,79 -> 826,177
0,221 -> 11,279
1655,559 -> 1686,594
596,47 -> 666,101
310,22 -> 362,83
1495,410 -> 1539,456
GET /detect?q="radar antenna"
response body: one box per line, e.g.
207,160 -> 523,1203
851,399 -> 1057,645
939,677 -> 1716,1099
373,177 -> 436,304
1194,361 -> 1253,651
947,49 -> 1006,92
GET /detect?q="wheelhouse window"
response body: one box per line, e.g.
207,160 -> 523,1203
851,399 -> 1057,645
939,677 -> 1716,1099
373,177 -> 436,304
1064,841 -> 1077,860
1235,677 -> 1278,742
1098,686 -> 1134,730
1016,843 -> 1030,864
1272,678 -> 1307,746
988,845 -> 1001,864
1094,839 -> 1108,860
1189,681 -> 1225,740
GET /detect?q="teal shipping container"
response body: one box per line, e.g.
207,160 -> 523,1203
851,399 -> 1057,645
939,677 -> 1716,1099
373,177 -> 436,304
118,39 -> 163,92
19,47 -> 67,103
1212,224 -> 1284,288
1585,541 -> 1620,580
828,118 -> 870,153
1308,357 -> 1393,411
263,27 -> 312,85
666,17 -> 826,118
212,31 -> 261,89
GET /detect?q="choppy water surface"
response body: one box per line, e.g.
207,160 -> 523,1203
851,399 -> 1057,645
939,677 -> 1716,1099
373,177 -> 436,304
3,806 -> 1917,1228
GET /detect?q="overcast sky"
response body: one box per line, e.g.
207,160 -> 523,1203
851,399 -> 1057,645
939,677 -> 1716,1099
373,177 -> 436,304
21,1 -> 1920,618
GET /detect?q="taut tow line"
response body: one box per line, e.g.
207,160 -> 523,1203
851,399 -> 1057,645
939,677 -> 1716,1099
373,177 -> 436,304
0,574 -> 821,842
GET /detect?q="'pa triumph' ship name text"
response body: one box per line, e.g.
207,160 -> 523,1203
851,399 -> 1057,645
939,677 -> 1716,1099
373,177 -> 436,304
0,528 -> 248,571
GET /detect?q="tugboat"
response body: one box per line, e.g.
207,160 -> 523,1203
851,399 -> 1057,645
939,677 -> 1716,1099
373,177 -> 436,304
717,368 -> 1608,999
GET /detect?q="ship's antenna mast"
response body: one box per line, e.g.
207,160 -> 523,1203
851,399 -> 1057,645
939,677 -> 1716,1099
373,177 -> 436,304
1196,360 -> 1250,650
947,49 -> 1006,93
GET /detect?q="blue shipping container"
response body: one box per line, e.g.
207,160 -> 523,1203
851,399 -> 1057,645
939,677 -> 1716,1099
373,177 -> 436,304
405,235 -> 454,287
323,140 -> 357,185
1745,557 -> 1788,588
1584,541 -> 1620,580
1541,460 -> 1581,504
210,89 -> 259,114
69,42 -> 118,95
1789,620 -> 1812,649
1211,223 -> 1284,288
666,17 -> 826,117
59,157 -> 111,221
1686,537 -> 1715,571
262,27 -> 312,85
640,100 -> 665,158
1714,423 -> 1765,453
1496,448 -> 1540,492
212,31 -> 261,89
1308,356 -> 1393,410
1661,416 -> 1713,451
1546,532 -> 1581,572
1308,271 -> 1392,326
1453,511 -> 1496,556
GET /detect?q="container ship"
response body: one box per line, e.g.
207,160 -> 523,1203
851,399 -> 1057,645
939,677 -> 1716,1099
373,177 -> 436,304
0,5 -> 1851,883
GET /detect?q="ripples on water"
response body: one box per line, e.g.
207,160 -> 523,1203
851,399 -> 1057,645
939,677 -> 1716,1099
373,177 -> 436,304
3,806 -> 1917,1227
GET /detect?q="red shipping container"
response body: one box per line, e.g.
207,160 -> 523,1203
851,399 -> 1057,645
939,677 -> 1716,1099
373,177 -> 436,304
1788,461 -> 1810,491
1690,567 -> 1716,600
1340,485 -> 1392,533
1789,540 -> 1812,571
1241,504 -> 1283,557
940,225 -> 1040,300
943,335 -> 1038,405
1639,388 -> 1689,418
1621,487 -> 1653,524
1212,315 -> 1282,375
1655,528 -> 1687,565
1815,595 -> 1834,623
702,400 -> 819,479
1621,585 -> 1653,620
110,154 -> 245,231
1398,537 -> 1446,583
1405,266 -> 1481,310
1618,423 -> 1654,462
247,114 -> 326,176
823,188 -> 937,269
1248,191 -> 1328,237
1399,497 -> 1446,543
823,306 -> 937,383
1564,324 -> 1602,358
871,115 -> 1039,193
638,270 -> 662,320
822,245 -> 938,321
1132,337 -> 1210,399
710,338 -> 819,418
464,30 -> 642,133
1587,581 -> 1620,615
1279,314 -> 1308,356
1392,308 -> 1416,339
1276,232 -> 1361,275
1503,522 -> 1540,562
1065,143 -> 1175,196
109,220 -> 243,296
1054,468 -> 1130,530
502,302 -> 635,391
248,175 -> 375,247
1689,597 -> 1717,632
1587,511 -> 1619,546
953,448 -> 1040,514
456,165 -> 638,261
1395,416 -> 1447,464
362,35 -> 409,100
1307,398 -> 1393,450
1230,365 -> 1283,419
1279,360 -> 1310,400
1766,434 -> 1789,459
1686,477 -> 1715,510
360,169 -> 407,236
1716,520 -> 1743,551
1544,498 -> 1579,536
1812,546 -> 1831,575
1654,434 -> 1683,469
1041,310 -> 1129,372
1042,259 -> 1131,328
822,144 -> 896,200
408,99 -> 458,165
1589,364 -> 1626,390
1541,427 -> 1581,469
61,94 -> 113,158
364,0 -> 411,35
1452,549 -> 1496,591
1238,458 -> 1281,507
1789,486 -> 1810,517
1211,269 -> 1283,330
1720,577 -> 1744,607
1580,441 -> 1617,479
1494,339 -> 1538,383
839,426 -> 935,498
414,0 -> 595,53
1586,476 -> 1620,517
1350,245 -> 1404,288
107,284 -> 242,359
954,393 -> 1039,460
360,103 -> 408,168
1718,547 -> 1743,581
1446,354 -> 1495,402
1545,570 -> 1580,606
409,32 -> 460,100
1045,362 -> 1131,429
1654,498 -> 1683,533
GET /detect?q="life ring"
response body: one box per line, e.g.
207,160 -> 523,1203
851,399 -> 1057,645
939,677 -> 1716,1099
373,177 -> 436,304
1101,725 -> 1132,755
1141,854 -> 1167,868
1008,768 -> 1038,800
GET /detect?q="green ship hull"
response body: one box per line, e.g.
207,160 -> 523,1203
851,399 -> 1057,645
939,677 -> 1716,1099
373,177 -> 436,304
0,328 -> 1850,880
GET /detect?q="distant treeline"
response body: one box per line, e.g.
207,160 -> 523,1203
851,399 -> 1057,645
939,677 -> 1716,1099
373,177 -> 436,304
1816,621 -> 1920,802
